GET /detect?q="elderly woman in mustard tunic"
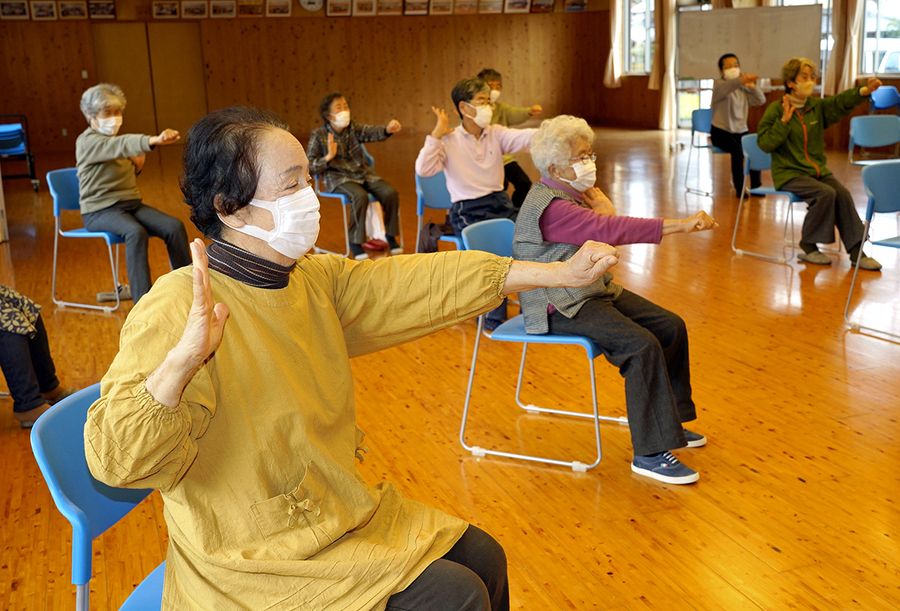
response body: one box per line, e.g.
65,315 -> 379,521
84,107 -> 619,610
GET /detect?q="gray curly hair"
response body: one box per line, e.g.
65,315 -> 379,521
79,83 -> 126,122
530,115 -> 594,178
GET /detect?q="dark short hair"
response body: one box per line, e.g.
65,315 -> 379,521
319,92 -> 345,124
180,106 -> 289,239
718,53 -> 738,72
477,68 -> 502,82
451,78 -> 488,119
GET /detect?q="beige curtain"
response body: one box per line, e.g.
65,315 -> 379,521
649,0 -> 678,129
603,0 -> 624,88
825,0 -> 864,95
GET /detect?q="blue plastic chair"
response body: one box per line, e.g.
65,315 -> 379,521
30,384 -> 165,610
844,160 -> 900,341
314,144 -> 402,256
0,114 -> 39,191
730,134 -> 806,264
414,172 -> 463,252
458,219 -> 627,472
869,85 -> 900,113
684,108 -> 727,196
848,115 -> 900,165
47,168 -> 126,313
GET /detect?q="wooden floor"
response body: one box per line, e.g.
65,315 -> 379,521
1,127 -> 898,610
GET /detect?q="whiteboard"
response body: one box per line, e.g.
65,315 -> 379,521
677,6 -> 822,80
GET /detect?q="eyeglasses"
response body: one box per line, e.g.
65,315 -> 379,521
570,153 -> 596,163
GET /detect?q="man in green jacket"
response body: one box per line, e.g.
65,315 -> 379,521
757,57 -> 882,270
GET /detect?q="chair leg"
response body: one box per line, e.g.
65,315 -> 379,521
684,139 -> 713,197
731,192 -> 790,264
51,228 -> 122,313
314,202 -> 352,258
76,584 -> 88,611
459,323 -> 624,472
844,222 -> 900,342
414,217 -> 423,254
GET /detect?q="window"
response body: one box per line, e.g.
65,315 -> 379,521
862,0 -> 900,74
626,0 -> 655,74
675,3 -> 712,128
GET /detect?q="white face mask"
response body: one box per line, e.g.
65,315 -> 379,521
559,160 -> 597,193
794,80 -> 815,98
332,111 -> 351,129
224,185 -> 321,259
465,103 -> 493,129
489,89 -> 501,103
723,67 -> 741,81
94,116 -> 122,136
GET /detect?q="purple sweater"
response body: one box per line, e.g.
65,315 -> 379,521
538,178 -> 663,246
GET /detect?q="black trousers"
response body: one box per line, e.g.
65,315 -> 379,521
549,289 -> 695,456
710,126 -> 760,194
82,200 -> 191,303
0,316 -> 59,413
334,178 -> 400,245
779,174 -> 865,250
503,161 -> 532,210
386,525 -> 509,611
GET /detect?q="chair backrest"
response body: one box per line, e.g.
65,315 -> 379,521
31,384 -> 153,586
415,172 -> 454,215
740,134 -> 772,173
461,218 -> 515,258
691,109 -> 713,135
850,115 -> 900,148
870,85 -> 900,110
47,168 -> 81,216
862,160 -> 900,217
0,123 -> 25,153
361,143 -> 375,168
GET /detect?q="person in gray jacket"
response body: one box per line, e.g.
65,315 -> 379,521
710,53 -> 767,196
76,83 -> 190,304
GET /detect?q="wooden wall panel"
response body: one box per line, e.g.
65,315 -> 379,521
0,22 -> 96,153
147,22 -> 208,135
91,23 -> 158,137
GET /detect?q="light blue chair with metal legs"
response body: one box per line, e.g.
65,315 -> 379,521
415,171 -> 463,252
844,160 -> 900,341
459,218 -> 627,472
848,115 -> 900,165
47,168 -> 126,313
684,108 -> 726,196
30,384 -> 165,610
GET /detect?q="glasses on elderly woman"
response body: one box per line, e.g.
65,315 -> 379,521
569,153 -> 597,163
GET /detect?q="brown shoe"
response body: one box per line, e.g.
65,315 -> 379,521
42,386 -> 75,405
14,402 -> 53,429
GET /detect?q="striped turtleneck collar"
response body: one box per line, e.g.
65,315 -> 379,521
206,239 -> 296,289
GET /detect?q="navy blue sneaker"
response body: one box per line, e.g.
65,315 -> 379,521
631,451 -> 699,484
683,429 -> 707,448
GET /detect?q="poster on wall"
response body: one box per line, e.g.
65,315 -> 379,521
351,0 -> 373,15
152,0 -> 179,17
326,0 -> 350,15
375,0 -> 400,15
477,0 -> 501,13
453,0 -> 475,13
562,0 -> 584,11
87,0 -> 115,18
504,0 -> 528,13
237,0 -> 263,16
182,0 -> 208,17
29,0 -> 57,19
404,0 -> 427,14
210,0 -> 235,16
529,0 -> 552,12
59,0 -> 88,18
0,0 -> 29,18
428,0 -> 450,14
266,0 -> 290,15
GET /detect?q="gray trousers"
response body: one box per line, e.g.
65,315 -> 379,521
334,178 -> 400,245
82,200 -> 190,304
386,525 -> 509,611
780,174 -> 865,250
549,289 -> 695,456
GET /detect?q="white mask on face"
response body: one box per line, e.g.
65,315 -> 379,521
332,111 -> 351,129
794,80 -> 815,97
465,103 -> 493,129
94,116 -> 123,136
489,89 -> 501,103
723,67 -> 741,81
224,185 -> 321,259
559,159 -> 597,193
